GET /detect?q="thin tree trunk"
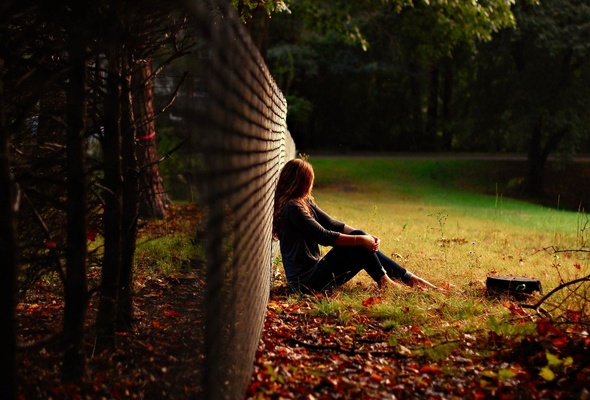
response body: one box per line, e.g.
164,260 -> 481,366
134,60 -> 170,220
62,31 -> 89,385
440,58 -> 453,151
527,150 -> 546,198
95,55 -> 123,349
527,118 -> 545,197
527,119 -> 569,198
426,61 -> 439,151
408,60 -> 423,150
0,58 -> 17,400
118,69 -> 138,330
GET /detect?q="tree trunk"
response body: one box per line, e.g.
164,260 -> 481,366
526,117 -> 568,198
62,31 -> 89,385
526,118 -> 546,197
526,149 -> 547,198
440,58 -> 454,151
95,55 -> 123,349
36,93 -> 63,144
246,10 -> 271,55
118,71 -> 138,331
0,58 -> 17,400
426,61 -> 439,150
407,60 -> 424,150
133,60 -> 170,220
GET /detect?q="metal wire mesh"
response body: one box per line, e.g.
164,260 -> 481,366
181,0 -> 295,397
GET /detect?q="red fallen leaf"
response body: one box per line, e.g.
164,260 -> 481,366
410,325 -> 424,335
473,390 -> 487,400
420,365 -> 443,375
537,318 -> 564,336
551,336 -> 568,348
45,240 -> 57,249
370,373 -> 383,382
323,377 -> 339,387
163,309 -> 181,318
152,321 -> 163,328
502,301 -> 526,316
86,228 -> 98,242
565,309 -> 582,323
440,281 -> 455,290
407,363 -> 420,373
362,296 -> 382,307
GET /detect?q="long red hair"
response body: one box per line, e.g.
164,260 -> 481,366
272,158 -> 315,239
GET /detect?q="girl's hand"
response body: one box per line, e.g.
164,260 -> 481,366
371,235 -> 380,252
359,234 -> 380,252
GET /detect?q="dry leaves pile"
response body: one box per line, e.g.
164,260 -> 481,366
17,276 -> 206,399
17,205 -> 206,399
247,285 -> 590,400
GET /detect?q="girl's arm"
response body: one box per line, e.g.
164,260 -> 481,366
313,205 -> 380,251
342,224 -> 356,234
335,230 -> 380,252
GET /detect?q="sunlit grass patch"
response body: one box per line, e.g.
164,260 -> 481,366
312,296 -> 352,322
135,235 -> 199,276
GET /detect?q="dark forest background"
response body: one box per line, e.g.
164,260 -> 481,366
237,0 -> 590,199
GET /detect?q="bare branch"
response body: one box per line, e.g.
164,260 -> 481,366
520,274 -> 590,310
133,71 -> 189,134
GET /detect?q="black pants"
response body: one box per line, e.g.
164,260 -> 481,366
293,230 -> 412,293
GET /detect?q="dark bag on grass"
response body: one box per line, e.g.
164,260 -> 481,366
486,276 -> 542,299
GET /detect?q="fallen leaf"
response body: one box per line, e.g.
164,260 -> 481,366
362,297 -> 382,307
420,365 -> 443,375
86,228 -> 98,241
551,336 -> 567,349
163,309 -> 181,318
539,366 -> 555,381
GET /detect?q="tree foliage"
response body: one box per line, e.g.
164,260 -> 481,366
262,0 -> 590,196
232,0 -> 291,21
457,0 -> 590,195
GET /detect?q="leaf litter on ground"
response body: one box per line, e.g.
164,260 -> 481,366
15,204 -> 590,399
246,279 -> 590,400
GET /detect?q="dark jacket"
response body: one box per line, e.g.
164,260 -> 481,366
277,199 -> 344,282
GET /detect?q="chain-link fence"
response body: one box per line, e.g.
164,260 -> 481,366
180,1 -> 295,398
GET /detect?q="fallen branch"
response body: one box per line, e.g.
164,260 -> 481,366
538,246 -> 590,255
520,274 -> 590,311
283,337 -> 400,357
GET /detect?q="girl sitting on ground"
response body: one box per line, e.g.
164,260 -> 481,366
273,158 -> 437,294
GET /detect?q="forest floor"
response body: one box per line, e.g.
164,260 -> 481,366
248,286 -> 590,400
16,203 -> 590,400
15,158 -> 590,399
16,204 -> 207,399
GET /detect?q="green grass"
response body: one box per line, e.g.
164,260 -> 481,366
311,157 -> 585,234
135,235 -> 201,276
278,156 -> 590,358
